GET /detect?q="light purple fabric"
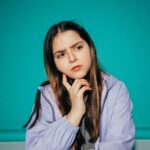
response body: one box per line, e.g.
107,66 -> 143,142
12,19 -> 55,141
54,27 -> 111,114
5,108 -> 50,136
25,73 -> 135,150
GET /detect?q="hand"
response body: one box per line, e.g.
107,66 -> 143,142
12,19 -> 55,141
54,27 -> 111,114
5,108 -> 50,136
62,74 -> 92,126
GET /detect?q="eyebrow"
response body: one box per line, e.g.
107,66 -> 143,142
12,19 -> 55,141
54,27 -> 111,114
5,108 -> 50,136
53,41 -> 84,55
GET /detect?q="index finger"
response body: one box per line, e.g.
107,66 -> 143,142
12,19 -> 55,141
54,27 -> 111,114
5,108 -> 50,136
62,74 -> 71,91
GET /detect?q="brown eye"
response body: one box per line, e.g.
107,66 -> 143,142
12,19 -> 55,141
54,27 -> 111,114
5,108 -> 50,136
76,45 -> 83,51
55,52 -> 65,58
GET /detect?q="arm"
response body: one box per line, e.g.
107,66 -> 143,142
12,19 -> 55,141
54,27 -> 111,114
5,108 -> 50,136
25,86 -> 79,150
97,82 -> 135,150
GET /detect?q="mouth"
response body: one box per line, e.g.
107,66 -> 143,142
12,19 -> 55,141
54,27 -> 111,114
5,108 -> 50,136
71,65 -> 82,71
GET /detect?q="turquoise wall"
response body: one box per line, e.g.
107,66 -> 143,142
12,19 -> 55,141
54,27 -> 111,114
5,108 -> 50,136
0,0 -> 150,141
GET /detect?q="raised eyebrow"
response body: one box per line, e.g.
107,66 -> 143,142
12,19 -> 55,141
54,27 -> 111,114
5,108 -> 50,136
53,49 -> 66,55
70,41 -> 84,48
53,41 -> 84,55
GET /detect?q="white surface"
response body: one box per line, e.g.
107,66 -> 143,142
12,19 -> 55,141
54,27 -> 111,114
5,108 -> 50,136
0,140 -> 150,150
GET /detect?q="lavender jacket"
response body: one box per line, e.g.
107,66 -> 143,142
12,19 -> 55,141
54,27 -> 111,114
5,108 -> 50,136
25,73 -> 135,150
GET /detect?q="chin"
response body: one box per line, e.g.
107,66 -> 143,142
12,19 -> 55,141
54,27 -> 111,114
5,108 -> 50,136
69,71 -> 88,79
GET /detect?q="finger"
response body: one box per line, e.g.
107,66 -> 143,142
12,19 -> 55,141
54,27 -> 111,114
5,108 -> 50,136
62,74 -> 71,91
72,79 -> 90,90
71,79 -> 90,94
80,79 -> 90,84
73,81 -> 88,93
71,79 -> 79,89
75,79 -> 90,89
78,85 -> 92,96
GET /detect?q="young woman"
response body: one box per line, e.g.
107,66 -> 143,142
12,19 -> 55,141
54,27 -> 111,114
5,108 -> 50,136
24,21 -> 135,150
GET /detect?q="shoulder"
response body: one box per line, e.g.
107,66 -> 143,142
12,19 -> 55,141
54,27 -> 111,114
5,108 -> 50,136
38,80 -> 54,98
102,72 -> 122,88
101,72 -> 131,108
101,72 -> 132,112
100,73 -> 135,144
37,81 -> 62,120
37,80 -> 59,107
38,80 -> 52,94
101,72 -> 127,94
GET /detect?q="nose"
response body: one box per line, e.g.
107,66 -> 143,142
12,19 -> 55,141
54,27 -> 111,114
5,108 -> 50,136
68,50 -> 77,63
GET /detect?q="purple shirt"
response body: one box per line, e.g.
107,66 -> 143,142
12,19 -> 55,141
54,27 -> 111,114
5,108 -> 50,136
25,73 -> 135,150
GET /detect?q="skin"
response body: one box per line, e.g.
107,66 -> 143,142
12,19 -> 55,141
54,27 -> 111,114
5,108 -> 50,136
52,30 -> 92,127
53,30 -> 92,79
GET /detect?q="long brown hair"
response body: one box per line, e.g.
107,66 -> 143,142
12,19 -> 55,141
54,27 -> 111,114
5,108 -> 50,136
24,21 -> 103,149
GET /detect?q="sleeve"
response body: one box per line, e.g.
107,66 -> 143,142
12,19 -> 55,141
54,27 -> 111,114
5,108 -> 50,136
25,86 -> 79,150
97,82 -> 135,150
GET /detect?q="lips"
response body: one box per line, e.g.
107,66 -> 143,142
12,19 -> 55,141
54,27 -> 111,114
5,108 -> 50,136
71,65 -> 82,71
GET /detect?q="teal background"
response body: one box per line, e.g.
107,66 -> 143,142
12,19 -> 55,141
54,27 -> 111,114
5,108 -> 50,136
0,0 -> 150,141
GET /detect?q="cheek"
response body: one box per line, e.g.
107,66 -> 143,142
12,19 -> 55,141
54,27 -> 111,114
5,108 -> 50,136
87,52 -> 92,62
54,60 -> 67,73
85,52 -> 92,69
82,49 -> 92,64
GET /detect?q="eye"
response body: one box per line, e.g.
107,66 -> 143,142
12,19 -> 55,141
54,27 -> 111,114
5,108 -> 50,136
75,45 -> 83,51
55,52 -> 65,59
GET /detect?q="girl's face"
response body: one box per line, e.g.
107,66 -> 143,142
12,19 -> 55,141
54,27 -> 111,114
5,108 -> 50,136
52,30 -> 92,79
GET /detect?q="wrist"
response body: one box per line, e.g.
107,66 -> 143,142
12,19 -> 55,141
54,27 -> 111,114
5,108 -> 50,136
66,110 -> 85,127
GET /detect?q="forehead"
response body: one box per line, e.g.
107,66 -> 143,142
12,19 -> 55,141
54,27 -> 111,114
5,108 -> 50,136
52,30 -> 83,51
